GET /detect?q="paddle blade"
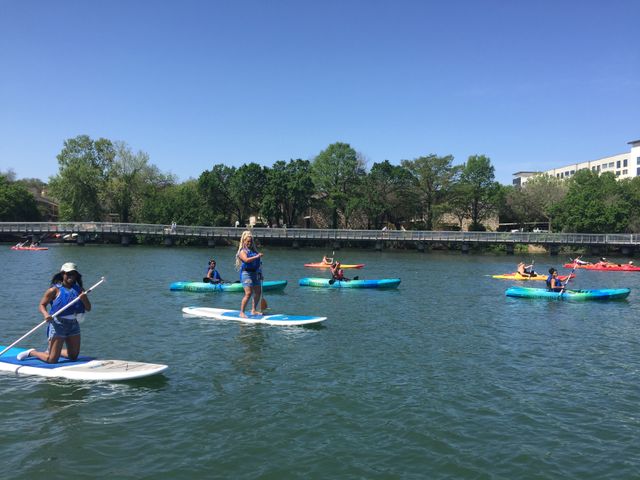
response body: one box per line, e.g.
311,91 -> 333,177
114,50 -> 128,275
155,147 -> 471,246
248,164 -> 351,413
328,279 -> 335,285
260,297 -> 268,310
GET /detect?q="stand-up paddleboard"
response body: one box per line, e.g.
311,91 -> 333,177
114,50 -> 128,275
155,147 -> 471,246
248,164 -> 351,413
0,346 -> 168,381
183,307 -> 326,326
170,280 -> 287,292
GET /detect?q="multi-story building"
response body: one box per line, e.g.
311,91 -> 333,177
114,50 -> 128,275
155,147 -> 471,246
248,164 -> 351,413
513,139 -> 640,186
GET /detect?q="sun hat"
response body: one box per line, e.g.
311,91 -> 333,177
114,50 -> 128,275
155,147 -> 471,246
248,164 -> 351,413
60,262 -> 78,272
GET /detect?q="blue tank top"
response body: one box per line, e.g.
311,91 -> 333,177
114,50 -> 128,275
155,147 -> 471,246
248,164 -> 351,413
50,283 -> 85,318
240,248 -> 261,272
205,266 -> 221,280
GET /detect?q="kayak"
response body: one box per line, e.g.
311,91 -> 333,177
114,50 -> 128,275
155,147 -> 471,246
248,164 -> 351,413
11,246 -> 48,251
182,307 -> 326,326
492,273 -> 575,281
562,263 -> 640,271
298,277 -> 401,289
505,286 -> 630,300
170,280 -> 287,292
304,262 -> 365,269
0,346 -> 168,381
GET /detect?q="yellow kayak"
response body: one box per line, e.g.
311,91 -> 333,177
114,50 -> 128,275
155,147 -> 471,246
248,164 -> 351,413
492,272 -> 574,281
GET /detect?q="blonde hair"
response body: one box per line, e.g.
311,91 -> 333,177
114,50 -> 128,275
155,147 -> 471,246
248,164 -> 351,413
235,230 -> 256,270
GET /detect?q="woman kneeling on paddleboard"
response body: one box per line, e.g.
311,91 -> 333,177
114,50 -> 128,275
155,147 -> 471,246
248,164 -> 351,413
17,262 -> 92,363
235,231 -> 264,318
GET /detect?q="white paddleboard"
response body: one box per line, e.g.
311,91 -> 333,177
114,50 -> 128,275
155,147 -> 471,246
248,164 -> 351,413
182,307 -> 327,326
0,346 -> 168,381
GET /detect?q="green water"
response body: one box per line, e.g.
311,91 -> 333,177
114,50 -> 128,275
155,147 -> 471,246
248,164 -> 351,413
1,245 -> 639,479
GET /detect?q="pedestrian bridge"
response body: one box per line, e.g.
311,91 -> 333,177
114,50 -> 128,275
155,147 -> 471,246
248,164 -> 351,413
1,222 -> 638,255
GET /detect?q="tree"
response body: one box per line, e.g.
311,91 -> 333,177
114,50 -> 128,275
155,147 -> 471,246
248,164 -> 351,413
312,142 -> 366,228
401,154 -> 460,230
48,135 -> 115,220
457,155 -> 500,230
198,164 -> 236,226
551,170 -> 628,233
505,175 -> 567,231
262,159 -> 314,227
229,163 -> 267,225
620,177 -> 640,232
0,175 -> 41,221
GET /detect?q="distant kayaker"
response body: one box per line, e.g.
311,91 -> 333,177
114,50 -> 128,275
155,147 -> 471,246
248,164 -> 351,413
322,255 -> 334,265
17,262 -> 92,363
235,230 -> 264,317
203,259 -> 222,284
517,262 -> 535,277
546,268 -> 564,292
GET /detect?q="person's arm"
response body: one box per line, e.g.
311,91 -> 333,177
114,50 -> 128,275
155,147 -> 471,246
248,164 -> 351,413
79,291 -> 91,311
38,287 -> 58,321
238,250 -> 263,263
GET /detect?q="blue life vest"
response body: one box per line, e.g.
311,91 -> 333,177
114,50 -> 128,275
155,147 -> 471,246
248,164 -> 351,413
240,248 -> 261,272
50,283 -> 85,318
205,266 -> 221,281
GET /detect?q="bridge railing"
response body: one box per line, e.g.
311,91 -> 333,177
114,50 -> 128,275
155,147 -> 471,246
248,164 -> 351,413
1,222 -> 639,246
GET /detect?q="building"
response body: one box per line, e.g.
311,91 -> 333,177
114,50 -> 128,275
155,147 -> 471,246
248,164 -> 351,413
513,139 -> 640,186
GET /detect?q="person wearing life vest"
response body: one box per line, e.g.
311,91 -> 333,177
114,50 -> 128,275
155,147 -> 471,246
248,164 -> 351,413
235,230 -> 264,317
203,259 -> 222,284
17,262 -> 92,363
330,261 -> 349,281
546,268 -> 564,292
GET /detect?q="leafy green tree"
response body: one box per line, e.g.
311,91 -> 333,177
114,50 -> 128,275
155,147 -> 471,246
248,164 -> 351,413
458,155 -> 500,230
139,180 -> 213,226
48,135 -> 115,220
551,170 -> 628,233
229,163 -> 267,225
359,160 -> 417,228
262,159 -> 314,227
620,177 -> 640,232
505,175 -> 567,231
401,154 -> 460,230
198,164 -> 236,226
0,175 -> 41,221
312,142 -> 366,228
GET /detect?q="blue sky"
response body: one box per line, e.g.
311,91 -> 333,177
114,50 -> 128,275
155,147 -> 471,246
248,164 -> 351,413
1,0 -> 638,184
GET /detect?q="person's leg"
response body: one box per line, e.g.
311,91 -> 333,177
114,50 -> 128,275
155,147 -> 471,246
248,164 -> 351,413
240,286 -> 252,318
30,337 -> 65,363
62,334 -> 81,361
251,284 -> 263,315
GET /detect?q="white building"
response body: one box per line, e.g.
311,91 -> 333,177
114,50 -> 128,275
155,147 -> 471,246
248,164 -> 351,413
513,139 -> 640,186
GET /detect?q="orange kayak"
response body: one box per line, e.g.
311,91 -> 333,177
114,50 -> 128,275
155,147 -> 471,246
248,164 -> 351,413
492,272 -> 574,281
11,246 -> 48,251
304,262 -> 365,269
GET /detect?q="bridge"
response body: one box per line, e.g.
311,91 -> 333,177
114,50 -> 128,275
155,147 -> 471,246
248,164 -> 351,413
1,222 -> 638,255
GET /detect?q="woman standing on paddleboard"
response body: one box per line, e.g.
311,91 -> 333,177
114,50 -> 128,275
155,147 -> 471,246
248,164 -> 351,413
235,231 -> 264,318
17,262 -> 92,363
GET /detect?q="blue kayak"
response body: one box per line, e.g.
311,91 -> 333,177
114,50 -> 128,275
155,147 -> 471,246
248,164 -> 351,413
298,277 -> 401,289
506,286 -> 630,300
170,280 -> 287,292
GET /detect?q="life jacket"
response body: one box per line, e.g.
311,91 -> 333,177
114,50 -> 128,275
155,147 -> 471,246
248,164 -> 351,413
205,266 -> 221,280
240,248 -> 261,272
50,283 -> 85,319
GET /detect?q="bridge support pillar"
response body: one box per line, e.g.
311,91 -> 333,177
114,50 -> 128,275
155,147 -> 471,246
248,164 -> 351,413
207,238 -> 216,247
416,241 -> 425,252
164,237 -> 174,247
621,246 -> 634,256
548,244 -> 559,256
121,235 -> 130,247
505,244 -> 515,255
76,234 -> 85,246
461,242 -> 470,254
292,240 -> 300,249
332,242 -> 340,250
375,241 -> 383,251
32,234 -> 40,244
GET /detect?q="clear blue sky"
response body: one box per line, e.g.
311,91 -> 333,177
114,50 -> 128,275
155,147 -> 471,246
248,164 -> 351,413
1,0 -> 638,184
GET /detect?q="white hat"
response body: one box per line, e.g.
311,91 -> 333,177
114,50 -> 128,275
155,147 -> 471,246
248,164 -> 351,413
60,262 -> 78,272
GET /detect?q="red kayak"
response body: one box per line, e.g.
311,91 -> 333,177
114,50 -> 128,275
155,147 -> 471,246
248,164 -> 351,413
562,262 -> 640,271
11,246 -> 48,251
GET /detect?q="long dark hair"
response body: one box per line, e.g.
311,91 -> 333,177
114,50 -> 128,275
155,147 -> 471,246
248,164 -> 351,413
50,272 -> 84,289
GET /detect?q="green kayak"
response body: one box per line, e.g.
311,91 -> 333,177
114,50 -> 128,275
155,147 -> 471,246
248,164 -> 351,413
505,286 -> 630,300
170,280 -> 287,292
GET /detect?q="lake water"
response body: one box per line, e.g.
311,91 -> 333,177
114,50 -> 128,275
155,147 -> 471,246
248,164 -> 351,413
1,244 -> 639,479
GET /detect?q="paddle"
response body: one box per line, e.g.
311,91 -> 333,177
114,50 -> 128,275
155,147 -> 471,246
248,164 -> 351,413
559,257 -> 581,295
258,273 -> 268,311
0,277 -> 105,358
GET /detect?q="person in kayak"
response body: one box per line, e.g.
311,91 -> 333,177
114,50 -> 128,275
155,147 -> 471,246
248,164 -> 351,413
546,268 -> 564,292
322,255 -> 334,265
235,230 -> 264,317
330,261 -> 350,282
517,262 -> 535,277
203,259 -> 222,284
17,262 -> 92,363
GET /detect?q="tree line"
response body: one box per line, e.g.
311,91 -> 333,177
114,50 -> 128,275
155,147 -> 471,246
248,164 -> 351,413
3,134 -> 640,233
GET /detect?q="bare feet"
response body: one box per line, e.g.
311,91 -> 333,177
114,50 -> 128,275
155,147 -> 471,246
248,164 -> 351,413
239,312 -> 247,318
251,310 -> 262,316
